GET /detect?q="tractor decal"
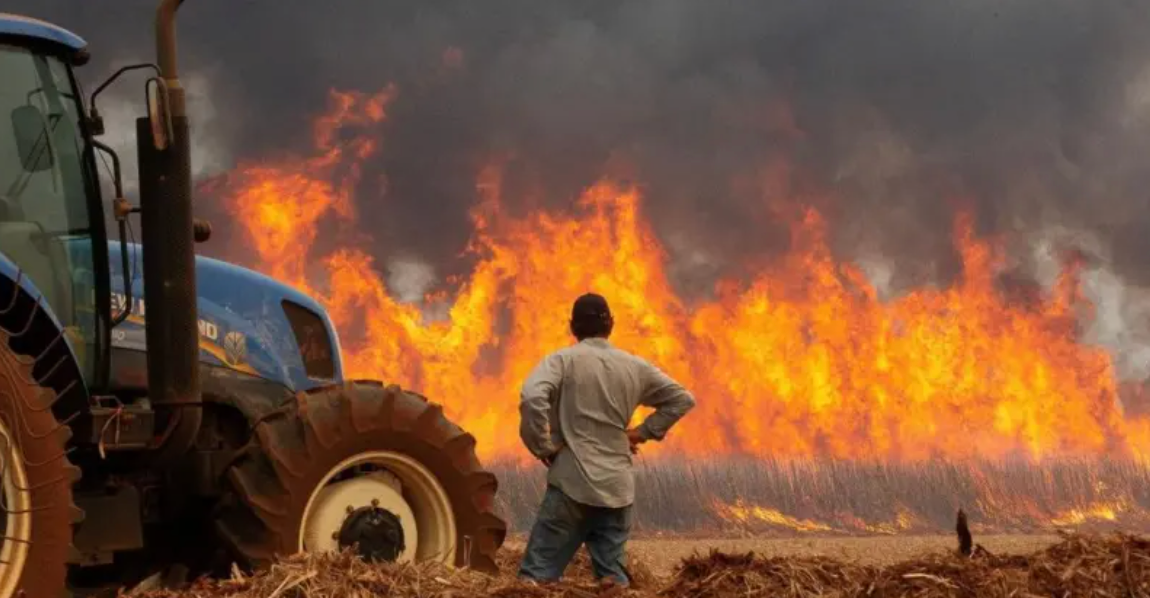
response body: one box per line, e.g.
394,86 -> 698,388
109,291 -> 260,376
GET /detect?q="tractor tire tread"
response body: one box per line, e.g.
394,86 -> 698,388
215,382 -> 506,573
0,330 -> 80,598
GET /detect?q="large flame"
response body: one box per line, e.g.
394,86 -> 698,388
216,88 -> 1150,464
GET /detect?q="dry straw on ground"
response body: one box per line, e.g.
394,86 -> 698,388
127,532 -> 1150,597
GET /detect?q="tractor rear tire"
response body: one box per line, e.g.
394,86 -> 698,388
0,332 -> 81,598
215,381 -> 506,572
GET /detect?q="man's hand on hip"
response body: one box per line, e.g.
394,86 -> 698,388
626,428 -> 647,454
540,442 -> 565,467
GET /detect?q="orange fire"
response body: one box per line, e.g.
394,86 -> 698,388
217,87 -> 1150,464
711,498 -> 833,533
1051,501 -> 1125,527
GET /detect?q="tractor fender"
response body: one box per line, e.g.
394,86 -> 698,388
0,253 -> 92,441
201,365 -> 296,423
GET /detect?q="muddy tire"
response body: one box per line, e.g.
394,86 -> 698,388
0,331 -> 81,598
216,381 -> 506,572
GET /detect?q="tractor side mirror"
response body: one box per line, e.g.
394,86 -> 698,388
145,78 -> 173,151
11,104 -> 54,172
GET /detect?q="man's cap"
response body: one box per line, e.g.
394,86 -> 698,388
571,293 -> 611,321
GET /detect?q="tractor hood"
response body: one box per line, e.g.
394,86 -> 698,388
105,242 -> 345,392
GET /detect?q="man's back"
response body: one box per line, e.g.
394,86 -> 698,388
517,293 -> 695,585
520,337 -> 696,508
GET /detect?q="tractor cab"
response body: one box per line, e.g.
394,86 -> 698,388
0,14 -> 106,384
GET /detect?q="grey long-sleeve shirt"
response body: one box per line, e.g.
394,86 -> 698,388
518,337 -> 696,508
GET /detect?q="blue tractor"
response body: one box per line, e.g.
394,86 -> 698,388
0,2 -> 506,595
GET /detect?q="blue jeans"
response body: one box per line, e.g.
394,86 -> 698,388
518,485 -> 633,584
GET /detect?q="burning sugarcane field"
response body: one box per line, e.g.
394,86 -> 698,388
6,0 -> 1150,596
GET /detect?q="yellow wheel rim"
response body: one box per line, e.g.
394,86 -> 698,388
0,420 -> 32,598
299,451 -> 457,565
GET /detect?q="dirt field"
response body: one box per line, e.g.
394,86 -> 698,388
138,532 -> 1145,596
503,533 -> 1063,577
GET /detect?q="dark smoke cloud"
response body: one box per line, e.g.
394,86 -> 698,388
10,0 -> 1150,294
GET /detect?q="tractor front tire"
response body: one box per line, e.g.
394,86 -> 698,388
0,332 -> 81,598
216,381 -> 506,572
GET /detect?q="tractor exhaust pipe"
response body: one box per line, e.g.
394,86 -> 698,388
156,0 -> 186,117
139,0 -> 201,465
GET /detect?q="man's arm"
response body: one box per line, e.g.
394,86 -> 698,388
634,362 -> 696,442
519,353 -> 564,461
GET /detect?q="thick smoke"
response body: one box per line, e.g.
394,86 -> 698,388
90,67 -> 228,194
12,0 -> 1150,375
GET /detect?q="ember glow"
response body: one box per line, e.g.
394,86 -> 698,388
1051,502 -> 1124,527
217,88 -> 1150,466
711,499 -> 833,533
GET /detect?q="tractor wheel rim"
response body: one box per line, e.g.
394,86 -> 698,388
0,420 -> 32,598
299,451 -> 457,565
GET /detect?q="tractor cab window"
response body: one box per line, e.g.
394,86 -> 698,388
0,43 -> 98,379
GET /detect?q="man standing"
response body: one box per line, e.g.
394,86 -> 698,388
517,293 -> 696,586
